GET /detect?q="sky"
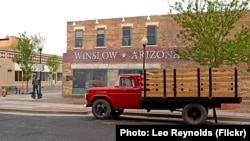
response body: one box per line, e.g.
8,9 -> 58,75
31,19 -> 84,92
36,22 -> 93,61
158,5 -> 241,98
0,0 -> 249,56
0,0 -> 172,56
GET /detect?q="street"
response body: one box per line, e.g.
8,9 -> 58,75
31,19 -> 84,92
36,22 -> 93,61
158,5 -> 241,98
0,110 -> 250,141
0,113 -> 115,141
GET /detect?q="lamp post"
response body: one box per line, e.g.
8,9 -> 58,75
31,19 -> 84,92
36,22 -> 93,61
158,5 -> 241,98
141,35 -> 148,70
38,42 -> 44,99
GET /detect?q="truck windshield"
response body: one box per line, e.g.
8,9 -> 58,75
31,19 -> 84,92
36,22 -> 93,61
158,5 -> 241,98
114,77 -> 120,86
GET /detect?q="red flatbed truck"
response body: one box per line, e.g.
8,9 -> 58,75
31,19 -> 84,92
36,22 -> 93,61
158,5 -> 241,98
85,67 -> 242,125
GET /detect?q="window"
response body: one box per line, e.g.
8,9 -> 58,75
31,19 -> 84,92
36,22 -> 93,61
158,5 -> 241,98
14,71 -> 48,82
57,72 -> 62,81
122,26 -> 131,46
121,77 -> 134,87
119,69 -> 141,74
75,29 -> 83,47
15,71 -> 23,81
96,28 -> 105,47
72,69 -> 107,88
147,25 -> 157,45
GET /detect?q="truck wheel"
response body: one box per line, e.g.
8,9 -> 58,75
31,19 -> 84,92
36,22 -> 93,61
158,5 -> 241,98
111,109 -> 124,117
182,104 -> 207,125
92,99 -> 111,119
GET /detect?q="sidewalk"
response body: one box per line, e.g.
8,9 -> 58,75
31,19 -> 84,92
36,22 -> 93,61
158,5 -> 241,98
0,95 -> 89,114
0,86 -> 250,120
0,86 -> 89,114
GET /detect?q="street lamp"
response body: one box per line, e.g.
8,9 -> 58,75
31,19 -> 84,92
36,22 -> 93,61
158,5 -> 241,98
38,42 -> 44,99
141,35 -> 148,70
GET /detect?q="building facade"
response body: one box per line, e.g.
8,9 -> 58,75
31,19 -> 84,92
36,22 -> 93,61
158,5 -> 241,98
0,36 -> 63,92
63,11 -> 250,95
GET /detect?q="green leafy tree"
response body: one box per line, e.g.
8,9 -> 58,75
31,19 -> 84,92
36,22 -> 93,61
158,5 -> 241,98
30,33 -> 46,51
12,32 -> 36,94
169,0 -> 250,69
46,55 -> 60,86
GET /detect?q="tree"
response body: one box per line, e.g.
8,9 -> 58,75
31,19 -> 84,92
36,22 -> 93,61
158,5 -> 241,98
30,33 -> 46,52
46,55 -> 60,86
12,32 -> 36,94
169,0 -> 250,69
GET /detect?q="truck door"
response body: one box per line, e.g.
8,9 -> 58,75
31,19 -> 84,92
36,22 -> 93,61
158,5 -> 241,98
111,76 -> 141,108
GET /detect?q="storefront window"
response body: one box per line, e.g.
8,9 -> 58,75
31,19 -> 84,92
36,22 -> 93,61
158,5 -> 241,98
72,69 -> 107,94
119,69 -> 141,74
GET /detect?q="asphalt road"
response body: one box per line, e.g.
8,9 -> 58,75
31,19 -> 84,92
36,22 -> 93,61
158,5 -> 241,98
0,111 -> 249,141
0,113 -> 115,141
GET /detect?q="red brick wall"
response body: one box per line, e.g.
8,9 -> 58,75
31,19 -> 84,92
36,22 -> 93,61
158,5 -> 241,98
63,11 -> 250,95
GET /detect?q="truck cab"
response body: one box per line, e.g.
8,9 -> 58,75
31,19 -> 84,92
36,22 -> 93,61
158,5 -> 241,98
85,74 -> 141,119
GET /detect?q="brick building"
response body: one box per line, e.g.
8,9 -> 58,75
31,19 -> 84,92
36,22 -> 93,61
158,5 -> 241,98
63,11 -> 250,95
0,36 -> 63,92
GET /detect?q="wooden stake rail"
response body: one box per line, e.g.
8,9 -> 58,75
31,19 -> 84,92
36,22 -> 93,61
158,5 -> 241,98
141,67 -> 238,98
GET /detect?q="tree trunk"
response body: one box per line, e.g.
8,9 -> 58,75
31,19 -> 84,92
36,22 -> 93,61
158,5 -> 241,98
26,80 -> 29,94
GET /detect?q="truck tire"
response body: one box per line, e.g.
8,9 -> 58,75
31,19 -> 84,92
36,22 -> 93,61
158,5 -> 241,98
92,99 -> 112,119
182,104 -> 207,125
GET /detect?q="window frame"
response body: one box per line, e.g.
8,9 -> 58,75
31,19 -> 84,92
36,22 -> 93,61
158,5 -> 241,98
74,29 -> 84,48
122,26 -> 132,47
147,25 -> 157,45
96,28 -> 106,48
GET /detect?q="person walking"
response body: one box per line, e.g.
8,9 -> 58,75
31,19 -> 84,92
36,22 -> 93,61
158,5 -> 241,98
32,74 -> 40,99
